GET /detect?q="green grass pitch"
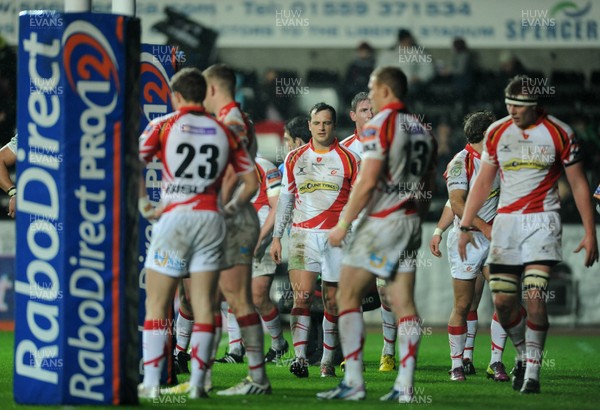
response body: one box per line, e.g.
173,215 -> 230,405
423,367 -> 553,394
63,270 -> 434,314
1,329 -> 598,409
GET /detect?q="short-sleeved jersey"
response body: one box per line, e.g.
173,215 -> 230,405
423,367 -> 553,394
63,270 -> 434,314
218,101 -> 258,159
361,101 -> 437,218
281,138 -> 359,231
252,157 -> 282,224
341,130 -> 363,159
139,105 -> 254,213
482,112 -> 581,214
445,144 -> 500,224
4,134 -> 17,154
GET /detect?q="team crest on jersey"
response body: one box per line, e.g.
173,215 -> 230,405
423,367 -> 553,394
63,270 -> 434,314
449,160 -> 463,177
317,157 -> 322,163
298,180 -> 339,194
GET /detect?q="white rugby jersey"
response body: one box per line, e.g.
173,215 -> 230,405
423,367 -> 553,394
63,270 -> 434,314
361,101 -> 436,218
341,130 -> 363,159
482,112 -> 581,214
445,144 -> 500,225
139,105 -> 254,213
252,156 -> 282,225
279,138 -> 359,231
218,101 -> 258,158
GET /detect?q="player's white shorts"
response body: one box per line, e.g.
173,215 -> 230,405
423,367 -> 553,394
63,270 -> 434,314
145,211 -> 225,277
287,228 -> 342,282
252,241 -> 277,277
343,214 -> 421,279
487,212 -> 562,266
447,228 -> 489,280
222,203 -> 260,269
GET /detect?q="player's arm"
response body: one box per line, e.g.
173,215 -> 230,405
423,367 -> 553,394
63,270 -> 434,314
329,157 -> 383,247
0,145 -> 17,218
429,201 -> 454,257
219,165 -> 238,205
458,161 -> 498,260
271,192 -> 293,264
449,188 -> 492,239
223,169 -> 258,215
564,162 -> 599,267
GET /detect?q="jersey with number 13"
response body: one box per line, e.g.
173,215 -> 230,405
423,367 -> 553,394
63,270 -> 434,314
361,101 -> 436,218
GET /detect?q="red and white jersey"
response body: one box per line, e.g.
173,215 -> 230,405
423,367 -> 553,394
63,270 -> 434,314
139,105 -> 254,213
341,130 -> 363,159
482,112 -> 581,214
445,144 -> 500,225
252,156 -> 282,225
361,101 -> 437,218
218,101 -> 258,159
281,138 -> 359,231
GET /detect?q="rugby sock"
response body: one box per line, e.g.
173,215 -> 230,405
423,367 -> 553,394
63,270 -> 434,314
321,311 -> 339,364
524,321 -> 549,381
227,309 -> 244,355
189,323 -> 214,389
464,311 -> 478,361
205,313 -> 222,387
143,319 -> 169,388
380,304 -> 397,356
395,316 -> 421,393
261,307 -> 286,350
339,309 -> 364,387
175,308 -> 193,353
238,312 -> 267,384
448,324 -> 467,369
504,309 -> 526,362
290,307 -> 311,359
490,312 -> 507,364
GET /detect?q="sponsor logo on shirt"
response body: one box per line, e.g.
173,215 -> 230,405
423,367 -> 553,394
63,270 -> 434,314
298,180 -> 340,194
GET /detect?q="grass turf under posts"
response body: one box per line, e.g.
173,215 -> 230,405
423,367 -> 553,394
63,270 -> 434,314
1,329 -> 599,409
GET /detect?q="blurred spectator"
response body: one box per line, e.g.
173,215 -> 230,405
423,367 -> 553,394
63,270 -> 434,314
343,41 -> 375,102
449,37 -> 476,110
498,51 -> 528,81
0,35 -> 16,147
377,29 -> 434,95
257,69 -> 297,122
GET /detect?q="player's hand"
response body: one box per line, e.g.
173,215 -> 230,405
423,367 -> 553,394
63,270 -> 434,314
574,234 -> 599,267
481,223 -> 492,241
7,196 -> 16,219
254,236 -> 269,260
138,197 -> 161,221
223,200 -> 239,217
328,225 -> 347,248
270,237 -> 282,264
458,231 -> 478,261
429,234 -> 442,258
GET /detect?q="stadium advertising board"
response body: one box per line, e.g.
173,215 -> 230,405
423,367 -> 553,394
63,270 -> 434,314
1,0 -> 599,48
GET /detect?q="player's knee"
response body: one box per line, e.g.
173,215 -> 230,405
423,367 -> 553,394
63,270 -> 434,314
522,269 -> 549,291
453,300 -> 471,317
489,274 -> 519,295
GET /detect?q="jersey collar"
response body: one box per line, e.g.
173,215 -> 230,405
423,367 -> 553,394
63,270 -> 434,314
310,137 -> 338,154
465,143 -> 481,159
218,101 -> 240,119
178,105 -> 206,115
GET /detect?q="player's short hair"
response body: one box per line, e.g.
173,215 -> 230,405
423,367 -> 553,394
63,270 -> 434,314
285,115 -> 311,144
350,92 -> 370,113
463,110 -> 496,144
170,67 -> 207,103
309,102 -> 337,126
203,63 -> 236,97
504,74 -> 539,106
371,66 -> 408,100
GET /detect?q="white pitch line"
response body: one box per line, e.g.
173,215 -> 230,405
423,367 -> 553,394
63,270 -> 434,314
575,341 -> 597,354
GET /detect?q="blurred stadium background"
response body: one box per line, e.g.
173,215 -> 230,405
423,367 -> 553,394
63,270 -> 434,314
0,0 -> 599,330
